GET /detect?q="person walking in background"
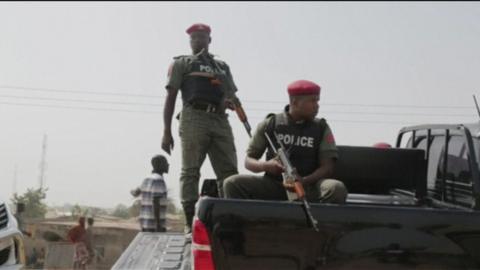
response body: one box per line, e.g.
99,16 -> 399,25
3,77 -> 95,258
131,155 -> 169,232
14,202 -> 31,237
85,217 -> 96,268
67,217 -> 89,269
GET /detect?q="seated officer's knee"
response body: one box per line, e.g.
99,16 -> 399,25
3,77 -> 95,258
223,175 -> 243,198
223,174 -> 236,186
320,179 -> 348,204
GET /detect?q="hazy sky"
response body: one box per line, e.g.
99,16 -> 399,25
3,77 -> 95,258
1,2 -> 480,209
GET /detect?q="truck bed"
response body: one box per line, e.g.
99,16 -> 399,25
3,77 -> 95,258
111,232 -> 190,270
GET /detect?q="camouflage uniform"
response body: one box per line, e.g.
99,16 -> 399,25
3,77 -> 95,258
224,106 -> 347,203
166,51 -> 238,230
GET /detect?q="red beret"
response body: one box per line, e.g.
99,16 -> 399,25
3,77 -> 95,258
186,23 -> 211,35
287,80 -> 321,96
373,142 -> 392,149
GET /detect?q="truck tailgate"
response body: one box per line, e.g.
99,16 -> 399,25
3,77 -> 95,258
197,198 -> 480,270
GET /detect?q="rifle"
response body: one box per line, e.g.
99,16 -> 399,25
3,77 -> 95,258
232,99 -> 252,137
264,131 -> 320,232
199,49 -> 252,137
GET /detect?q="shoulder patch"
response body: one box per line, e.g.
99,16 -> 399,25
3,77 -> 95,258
325,132 -> 336,144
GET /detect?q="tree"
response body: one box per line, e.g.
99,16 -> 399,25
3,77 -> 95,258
129,200 -> 141,218
11,188 -> 48,218
71,204 -> 85,217
112,204 -> 130,219
88,206 -> 108,216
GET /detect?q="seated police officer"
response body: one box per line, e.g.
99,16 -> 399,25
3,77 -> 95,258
224,80 -> 347,203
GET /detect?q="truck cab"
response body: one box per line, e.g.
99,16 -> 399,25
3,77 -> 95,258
397,122 -> 480,209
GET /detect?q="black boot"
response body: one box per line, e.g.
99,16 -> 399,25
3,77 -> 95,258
182,202 -> 196,234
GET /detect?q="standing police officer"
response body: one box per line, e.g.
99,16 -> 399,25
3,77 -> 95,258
223,80 -> 347,203
161,23 -> 239,233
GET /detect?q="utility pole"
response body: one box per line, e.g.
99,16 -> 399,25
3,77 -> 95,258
38,134 -> 48,190
13,164 -> 17,197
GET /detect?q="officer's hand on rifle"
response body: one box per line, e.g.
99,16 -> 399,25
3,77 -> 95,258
282,171 -> 304,194
224,98 -> 236,111
263,158 -> 285,175
282,179 -> 296,193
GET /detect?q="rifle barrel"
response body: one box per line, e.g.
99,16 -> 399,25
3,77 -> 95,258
235,105 -> 252,137
301,198 -> 319,232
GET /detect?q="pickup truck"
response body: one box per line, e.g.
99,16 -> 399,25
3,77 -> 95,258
0,199 -> 25,270
114,122 -> 480,270
192,122 -> 480,270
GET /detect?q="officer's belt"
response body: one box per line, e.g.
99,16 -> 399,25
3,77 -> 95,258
188,101 -> 221,113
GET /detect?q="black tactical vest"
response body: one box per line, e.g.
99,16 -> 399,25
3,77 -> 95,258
180,54 -> 227,106
265,111 -> 327,181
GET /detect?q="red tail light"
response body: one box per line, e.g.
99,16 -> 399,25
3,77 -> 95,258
192,218 -> 215,270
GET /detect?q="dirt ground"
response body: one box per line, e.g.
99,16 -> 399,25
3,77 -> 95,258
22,214 -> 184,269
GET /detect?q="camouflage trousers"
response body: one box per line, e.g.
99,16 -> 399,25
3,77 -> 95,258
223,174 -> 348,204
179,105 -> 238,229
